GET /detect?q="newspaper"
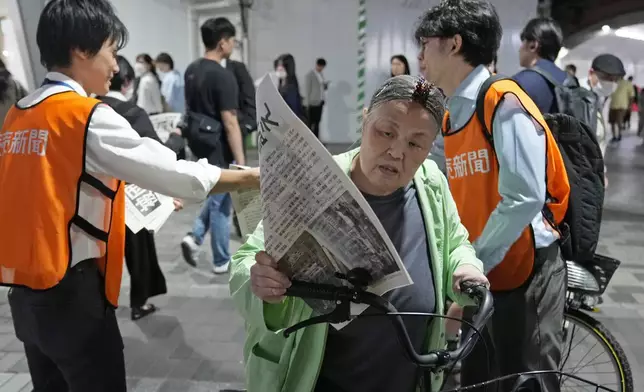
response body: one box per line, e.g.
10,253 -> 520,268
149,113 -> 183,143
124,184 -> 176,234
255,75 -> 412,326
230,164 -> 263,238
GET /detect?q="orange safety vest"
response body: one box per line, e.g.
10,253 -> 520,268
442,78 -> 570,291
0,91 -> 125,307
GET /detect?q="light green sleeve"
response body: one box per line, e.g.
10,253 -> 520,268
229,221 -> 297,332
438,173 -> 485,306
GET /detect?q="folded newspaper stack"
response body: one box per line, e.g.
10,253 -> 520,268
231,76 -> 412,329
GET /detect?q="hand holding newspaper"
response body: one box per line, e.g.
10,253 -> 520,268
254,75 -> 412,328
149,112 -> 183,143
125,184 -> 175,234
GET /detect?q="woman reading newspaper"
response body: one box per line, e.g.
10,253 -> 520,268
229,76 -> 488,392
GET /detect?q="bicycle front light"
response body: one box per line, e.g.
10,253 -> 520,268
566,261 -> 600,293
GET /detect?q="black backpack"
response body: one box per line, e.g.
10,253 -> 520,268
476,75 -> 605,263
530,66 -> 600,134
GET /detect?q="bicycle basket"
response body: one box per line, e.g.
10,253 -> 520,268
566,253 -> 620,295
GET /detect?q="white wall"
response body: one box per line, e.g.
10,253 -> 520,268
247,0 -> 537,144
110,0 -> 191,73
249,0 -> 358,144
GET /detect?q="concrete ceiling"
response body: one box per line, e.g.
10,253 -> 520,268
562,23 -> 644,64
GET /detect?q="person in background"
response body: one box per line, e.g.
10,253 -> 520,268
578,54 -> 625,188
0,0 -> 261,390
254,57 -> 280,88
514,17 -> 568,114
226,57 -> 257,139
565,63 -> 580,85
155,52 -> 185,114
133,53 -> 164,114
416,1 -> 570,391
624,76 -> 636,130
181,17 -> 245,274
0,59 -> 28,120
304,57 -> 329,139
515,17 -> 568,114
276,53 -> 306,122
609,75 -> 635,142
225,56 -> 257,238
99,55 -> 186,321
390,54 -> 410,77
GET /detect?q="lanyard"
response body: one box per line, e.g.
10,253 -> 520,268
42,78 -> 75,91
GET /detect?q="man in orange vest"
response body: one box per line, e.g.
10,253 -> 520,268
415,1 -> 570,391
0,1 -> 260,391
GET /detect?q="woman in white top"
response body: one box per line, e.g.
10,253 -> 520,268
133,53 -> 164,114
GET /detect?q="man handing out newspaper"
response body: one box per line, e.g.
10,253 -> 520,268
230,76 -> 487,392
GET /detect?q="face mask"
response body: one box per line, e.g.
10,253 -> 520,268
275,69 -> 287,79
134,62 -> 147,77
595,79 -> 617,97
157,70 -> 167,80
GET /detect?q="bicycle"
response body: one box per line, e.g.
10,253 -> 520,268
443,254 -> 634,392
562,254 -> 633,391
283,267 -> 619,392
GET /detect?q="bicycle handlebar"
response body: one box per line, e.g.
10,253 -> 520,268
283,268 -> 494,369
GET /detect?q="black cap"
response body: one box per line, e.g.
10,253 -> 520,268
591,54 -> 626,76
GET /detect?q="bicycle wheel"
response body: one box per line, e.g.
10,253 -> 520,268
560,309 -> 633,392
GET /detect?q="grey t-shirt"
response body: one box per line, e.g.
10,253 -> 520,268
316,183 -> 436,392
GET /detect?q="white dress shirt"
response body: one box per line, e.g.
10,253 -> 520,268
19,72 -> 221,266
445,65 -> 554,273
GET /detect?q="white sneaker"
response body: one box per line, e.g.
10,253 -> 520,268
213,261 -> 230,275
181,235 -> 199,267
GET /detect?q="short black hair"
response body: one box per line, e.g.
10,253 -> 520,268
520,17 -> 563,62
37,0 -> 128,70
155,52 -> 174,69
316,58 -> 327,67
201,17 -> 236,51
110,55 -> 134,91
414,0 -> 501,67
565,64 -> 576,73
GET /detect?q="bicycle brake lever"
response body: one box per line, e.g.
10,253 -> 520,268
283,298 -> 351,338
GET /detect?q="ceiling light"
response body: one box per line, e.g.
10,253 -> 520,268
602,25 -> 611,33
614,28 -> 644,42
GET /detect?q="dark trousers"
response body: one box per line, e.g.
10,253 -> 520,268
125,227 -> 167,308
460,244 -> 566,392
9,260 -> 126,392
306,103 -> 324,138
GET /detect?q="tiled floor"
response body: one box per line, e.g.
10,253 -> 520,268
0,139 -> 643,391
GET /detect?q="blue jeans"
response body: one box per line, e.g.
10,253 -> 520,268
190,193 -> 232,267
